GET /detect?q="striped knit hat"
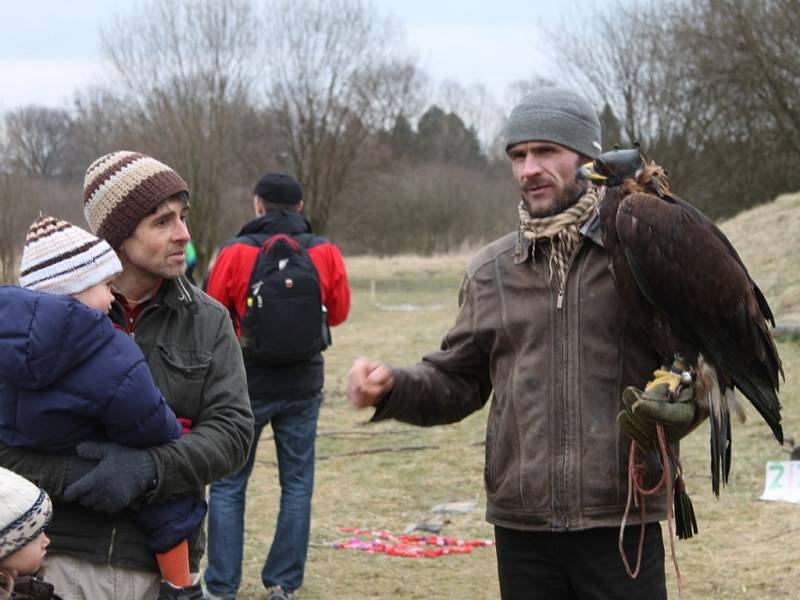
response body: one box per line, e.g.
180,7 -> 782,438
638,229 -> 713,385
83,151 -> 189,249
0,467 -> 52,561
19,215 -> 122,295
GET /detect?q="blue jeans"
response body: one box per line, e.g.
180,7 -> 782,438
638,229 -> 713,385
204,395 -> 321,596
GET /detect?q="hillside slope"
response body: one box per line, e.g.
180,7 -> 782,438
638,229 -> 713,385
720,191 -> 800,325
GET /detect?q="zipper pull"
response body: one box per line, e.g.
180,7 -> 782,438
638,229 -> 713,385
557,291 -> 564,309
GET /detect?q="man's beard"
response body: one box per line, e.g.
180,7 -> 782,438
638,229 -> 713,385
523,177 -> 588,218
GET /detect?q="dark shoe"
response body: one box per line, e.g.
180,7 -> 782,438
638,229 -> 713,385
265,585 -> 297,600
158,580 -> 205,600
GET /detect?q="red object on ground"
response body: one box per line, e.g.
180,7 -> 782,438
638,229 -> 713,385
333,528 -> 494,559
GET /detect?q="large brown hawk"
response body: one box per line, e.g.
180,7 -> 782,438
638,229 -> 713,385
579,148 -> 783,496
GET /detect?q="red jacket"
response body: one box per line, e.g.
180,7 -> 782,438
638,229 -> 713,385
205,211 -> 350,400
207,213 -> 349,335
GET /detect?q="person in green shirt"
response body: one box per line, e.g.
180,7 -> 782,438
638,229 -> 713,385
184,239 -> 197,285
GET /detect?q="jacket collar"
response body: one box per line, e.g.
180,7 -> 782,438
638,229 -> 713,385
580,211 -> 604,247
238,211 -> 313,237
110,276 -> 195,327
163,276 -> 195,308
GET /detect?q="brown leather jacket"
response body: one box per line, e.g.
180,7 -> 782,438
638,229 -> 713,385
374,229 -> 668,531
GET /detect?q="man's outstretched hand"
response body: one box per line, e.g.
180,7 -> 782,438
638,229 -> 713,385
346,357 -> 395,409
63,441 -> 157,514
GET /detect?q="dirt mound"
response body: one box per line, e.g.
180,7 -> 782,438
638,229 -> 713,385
720,192 -> 800,325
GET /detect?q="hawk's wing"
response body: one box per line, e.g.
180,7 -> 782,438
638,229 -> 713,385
613,191 -> 782,442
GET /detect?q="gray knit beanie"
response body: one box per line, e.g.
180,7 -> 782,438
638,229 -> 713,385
503,87 -> 602,158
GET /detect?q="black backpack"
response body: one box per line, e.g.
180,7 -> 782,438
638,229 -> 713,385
239,233 -> 329,364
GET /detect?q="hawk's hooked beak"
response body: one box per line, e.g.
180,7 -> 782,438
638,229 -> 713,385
577,160 -> 607,182
577,149 -> 644,185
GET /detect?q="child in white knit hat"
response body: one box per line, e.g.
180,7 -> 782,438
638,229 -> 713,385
0,467 -> 62,599
0,215 -> 205,600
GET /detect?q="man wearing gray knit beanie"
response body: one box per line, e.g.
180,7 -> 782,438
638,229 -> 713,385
0,151 -> 254,600
503,86 -> 602,218
347,86 -> 667,600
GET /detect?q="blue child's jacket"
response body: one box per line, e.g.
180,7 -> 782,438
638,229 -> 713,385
0,285 -> 205,552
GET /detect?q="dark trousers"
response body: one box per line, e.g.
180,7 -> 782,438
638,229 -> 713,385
495,523 -> 667,600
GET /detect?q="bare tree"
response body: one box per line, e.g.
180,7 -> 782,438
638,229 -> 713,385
667,0 -> 800,165
100,0 -> 258,269
0,173 -> 37,282
671,0 -> 800,213
260,0 -> 422,234
330,161 -> 516,255
3,106 -> 73,177
436,80 -> 503,152
554,1 -> 692,152
557,0 -> 800,216
61,87 -> 132,182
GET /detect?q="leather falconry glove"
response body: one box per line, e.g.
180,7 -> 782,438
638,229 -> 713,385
63,441 -> 157,514
617,359 -> 700,451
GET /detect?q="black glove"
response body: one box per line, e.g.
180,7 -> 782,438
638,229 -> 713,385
63,442 -> 157,514
62,455 -> 98,488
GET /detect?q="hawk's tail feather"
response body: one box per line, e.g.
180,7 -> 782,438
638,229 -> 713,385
731,374 -> 783,444
707,391 -> 730,497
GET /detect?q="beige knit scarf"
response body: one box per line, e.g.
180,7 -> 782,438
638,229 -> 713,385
517,185 -> 601,289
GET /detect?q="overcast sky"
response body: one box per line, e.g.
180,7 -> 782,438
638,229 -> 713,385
0,0 -> 601,113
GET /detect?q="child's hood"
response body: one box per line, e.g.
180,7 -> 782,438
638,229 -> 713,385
0,285 -> 116,388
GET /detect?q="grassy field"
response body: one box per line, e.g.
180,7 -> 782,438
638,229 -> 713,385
226,222 -> 800,599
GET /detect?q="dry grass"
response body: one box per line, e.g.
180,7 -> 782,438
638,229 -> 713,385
720,192 -> 800,324
226,194 -> 800,599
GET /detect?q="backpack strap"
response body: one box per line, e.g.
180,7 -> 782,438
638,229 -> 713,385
240,232 -> 316,250
262,233 -> 301,254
